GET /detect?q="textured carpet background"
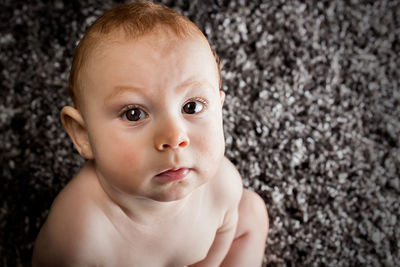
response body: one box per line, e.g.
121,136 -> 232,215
1,0 -> 399,266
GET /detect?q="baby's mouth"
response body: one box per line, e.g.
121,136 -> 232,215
155,168 -> 191,183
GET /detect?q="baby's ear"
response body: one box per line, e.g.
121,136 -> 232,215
219,90 -> 225,106
60,106 -> 94,159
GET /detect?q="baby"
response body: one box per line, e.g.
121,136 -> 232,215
33,1 -> 268,266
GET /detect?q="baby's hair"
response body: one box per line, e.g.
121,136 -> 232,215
69,0 -> 221,108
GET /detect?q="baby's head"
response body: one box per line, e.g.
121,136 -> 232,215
62,1 -> 226,202
69,0 -> 221,110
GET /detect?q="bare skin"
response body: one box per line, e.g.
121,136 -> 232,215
33,158 -> 243,266
32,28 -> 268,266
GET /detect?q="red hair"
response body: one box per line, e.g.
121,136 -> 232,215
69,1 -> 221,108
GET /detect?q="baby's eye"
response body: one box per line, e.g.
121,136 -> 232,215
123,108 -> 148,122
182,100 -> 204,114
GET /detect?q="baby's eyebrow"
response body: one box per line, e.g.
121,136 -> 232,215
105,86 -> 145,103
105,80 -> 216,104
177,79 -> 216,92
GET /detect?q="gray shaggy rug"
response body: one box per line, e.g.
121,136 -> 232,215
0,0 -> 399,266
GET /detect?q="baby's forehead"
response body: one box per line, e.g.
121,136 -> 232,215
85,27 -> 212,68
81,27 -> 218,81
75,27 -> 220,109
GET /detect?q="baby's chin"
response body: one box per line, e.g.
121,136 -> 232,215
150,176 -> 207,202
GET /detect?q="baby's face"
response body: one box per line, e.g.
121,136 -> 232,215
79,28 -> 225,202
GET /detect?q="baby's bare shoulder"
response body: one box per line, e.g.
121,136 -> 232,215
33,168 -> 110,266
210,156 -> 243,209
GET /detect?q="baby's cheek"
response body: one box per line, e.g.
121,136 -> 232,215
101,141 -> 146,191
195,123 -> 225,159
97,133 -> 140,170
114,141 -> 143,169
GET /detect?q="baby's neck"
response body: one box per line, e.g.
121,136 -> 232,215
112,192 -> 192,225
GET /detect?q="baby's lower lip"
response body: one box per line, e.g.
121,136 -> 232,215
155,168 -> 190,183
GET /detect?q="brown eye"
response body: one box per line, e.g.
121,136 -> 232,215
123,108 -> 147,121
182,101 -> 204,114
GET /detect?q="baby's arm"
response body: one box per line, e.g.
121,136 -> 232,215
189,157 -> 243,267
189,207 -> 239,266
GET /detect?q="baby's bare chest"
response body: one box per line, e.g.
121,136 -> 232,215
104,205 -> 222,266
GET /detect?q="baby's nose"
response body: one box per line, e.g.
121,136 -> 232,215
154,120 -> 189,151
